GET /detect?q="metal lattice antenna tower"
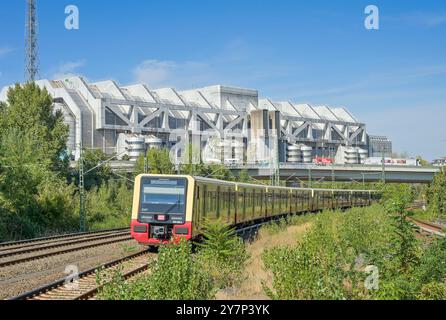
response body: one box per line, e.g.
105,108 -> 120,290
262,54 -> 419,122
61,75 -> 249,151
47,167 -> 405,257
25,0 -> 39,82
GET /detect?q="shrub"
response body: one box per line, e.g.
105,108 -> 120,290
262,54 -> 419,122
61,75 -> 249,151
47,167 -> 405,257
262,203 -> 446,300
97,221 -> 250,300
196,219 -> 249,288
97,239 -> 215,300
426,168 -> 446,219
417,282 -> 446,300
85,180 -> 133,230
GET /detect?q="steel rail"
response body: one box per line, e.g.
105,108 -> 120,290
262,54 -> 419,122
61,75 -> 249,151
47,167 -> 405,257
0,228 -> 129,248
0,235 -> 133,268
10,250 -> 150,300
0,231 -> 130,259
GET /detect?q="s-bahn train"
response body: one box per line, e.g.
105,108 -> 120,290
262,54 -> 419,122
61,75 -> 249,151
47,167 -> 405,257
130,175 -> 381,246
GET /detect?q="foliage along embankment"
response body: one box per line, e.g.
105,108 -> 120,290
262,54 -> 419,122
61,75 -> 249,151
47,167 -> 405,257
426,167 -> 446,220
96,220 -> 249,300
263,185 -> 446,300
96,194 -> 446,300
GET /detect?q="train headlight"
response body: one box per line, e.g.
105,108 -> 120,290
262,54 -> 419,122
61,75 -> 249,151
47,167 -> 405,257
175,228 -> 189,235
133,225 -> 148,233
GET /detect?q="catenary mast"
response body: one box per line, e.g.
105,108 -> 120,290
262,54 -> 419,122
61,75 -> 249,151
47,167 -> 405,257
25,0 -> 39,82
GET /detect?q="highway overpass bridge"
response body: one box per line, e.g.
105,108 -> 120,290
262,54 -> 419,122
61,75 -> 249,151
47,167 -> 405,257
105,161 -> 440,184
231,164 -> 440,184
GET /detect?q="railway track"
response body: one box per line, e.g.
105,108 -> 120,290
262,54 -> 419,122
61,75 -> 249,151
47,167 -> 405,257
0,230 -> 130,258
410,218 -> 445,238
10,250 -> 152,300
0,232 -> 133,268
0,228 -> 129,250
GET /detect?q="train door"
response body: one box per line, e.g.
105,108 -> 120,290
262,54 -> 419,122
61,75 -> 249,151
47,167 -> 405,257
291,191 -> 296,214
229,188 -> 237,225
193,184 -> 201,236
267,190 -> 273,218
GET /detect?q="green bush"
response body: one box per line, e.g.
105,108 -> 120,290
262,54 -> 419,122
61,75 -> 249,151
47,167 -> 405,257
196,219 -> 249,288
417,282 -> 446,300
262,203 -> 446,300
97,221 -> 249,300
426,168 -> 446,219
97,240 -> 215,300
85,180 -> 133,230
260,219 -> 288,236
263,210 -> 366,300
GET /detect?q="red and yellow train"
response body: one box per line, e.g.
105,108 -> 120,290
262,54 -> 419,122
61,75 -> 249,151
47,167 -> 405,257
131,175 -> 380,247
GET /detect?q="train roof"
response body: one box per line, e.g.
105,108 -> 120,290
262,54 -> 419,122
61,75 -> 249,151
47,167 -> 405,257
136,174 -> 380,193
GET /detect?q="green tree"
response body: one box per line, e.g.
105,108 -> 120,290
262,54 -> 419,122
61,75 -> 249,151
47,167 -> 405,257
77,149 -> 114,190
0,130 -> 77,240
0,84 -> 77,240
134,148 -> 175,176
84,179 -> 133,230
179,143 -> 205,176
416,156 -> 430,167
0,83 -> 69,174
382,184 -> 420,274
426,168 -> 446,218
237,169 -> 250,183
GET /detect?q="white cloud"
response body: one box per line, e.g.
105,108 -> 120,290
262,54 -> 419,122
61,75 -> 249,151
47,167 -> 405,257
132,59 -> 214,89
52,59 -> 86,79
0,47 -> 13,58
411,12 -> 446,27
387,12 -> 446,28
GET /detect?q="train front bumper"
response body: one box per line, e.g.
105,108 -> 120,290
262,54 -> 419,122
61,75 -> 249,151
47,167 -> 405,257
130,220 -> 192,245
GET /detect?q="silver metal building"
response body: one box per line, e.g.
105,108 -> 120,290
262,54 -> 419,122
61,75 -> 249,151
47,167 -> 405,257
0,76 -> 392,164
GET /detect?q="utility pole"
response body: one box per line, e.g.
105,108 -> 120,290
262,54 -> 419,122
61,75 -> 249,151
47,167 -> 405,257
79,142 -> 86,232
144,145 -> 149,174
78,147 -> 129,231
25,0 -> 39,82
270,134 -> 280,186
308,167 -> 312,188
330,146 -> 335,189
381,147 -> 386,184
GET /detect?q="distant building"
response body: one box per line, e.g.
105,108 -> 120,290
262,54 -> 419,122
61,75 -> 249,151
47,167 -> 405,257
432,157 -> 446,167
1,76 -> 392,165
368,135 -> 393,158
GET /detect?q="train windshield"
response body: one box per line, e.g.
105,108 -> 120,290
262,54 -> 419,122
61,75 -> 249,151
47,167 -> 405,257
140,178 -> 187,216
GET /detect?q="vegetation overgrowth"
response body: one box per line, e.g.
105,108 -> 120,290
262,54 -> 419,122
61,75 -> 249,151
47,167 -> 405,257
97,220 -> 249,300
263,185 -> 446,300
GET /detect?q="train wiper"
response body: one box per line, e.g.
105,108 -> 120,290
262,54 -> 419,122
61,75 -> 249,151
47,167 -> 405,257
164,200 -> 181,215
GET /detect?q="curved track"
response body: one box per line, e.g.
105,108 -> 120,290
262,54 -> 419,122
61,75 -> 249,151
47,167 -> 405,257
10,250 -> 152,300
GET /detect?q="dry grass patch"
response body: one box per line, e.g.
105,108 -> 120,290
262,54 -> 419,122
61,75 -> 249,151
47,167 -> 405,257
216,222 -> 312,300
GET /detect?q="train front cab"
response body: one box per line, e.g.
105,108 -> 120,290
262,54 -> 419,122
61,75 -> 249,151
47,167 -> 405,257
131,175 -> 195,246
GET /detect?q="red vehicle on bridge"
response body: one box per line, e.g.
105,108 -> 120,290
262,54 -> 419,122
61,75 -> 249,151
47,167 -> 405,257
313,157 -> 334,166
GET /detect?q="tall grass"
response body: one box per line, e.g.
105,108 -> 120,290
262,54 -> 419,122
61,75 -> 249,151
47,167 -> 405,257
262,204 -> 446,300
96,220 -> 249,300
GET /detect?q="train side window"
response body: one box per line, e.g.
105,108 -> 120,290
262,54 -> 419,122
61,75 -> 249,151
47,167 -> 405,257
243,189 -> 247,221
216,187 -> 221,219
195,186 -> 200,224
202,186 -> 207,218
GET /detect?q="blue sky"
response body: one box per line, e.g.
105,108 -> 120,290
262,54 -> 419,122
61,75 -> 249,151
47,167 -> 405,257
1,0 -> 445,160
